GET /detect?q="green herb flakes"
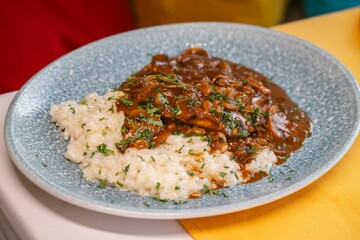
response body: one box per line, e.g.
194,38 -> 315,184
119,98 -> 134,106
188,149 -> 196,155
208,93 -> 228,101
219,172 -> 228,178
172,105 -> 182,117
96,143 -> 114,156
123,164 -> 130,174
98,180 -> 107,189
155,182 -> 161,191
69,106 -> 75,114
160,94 -> 169,105
177,145 -> 185,154
137,155 -> 145,162
230,170 -> 239,180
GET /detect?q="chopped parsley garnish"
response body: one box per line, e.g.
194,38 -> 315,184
221,112 -> 241,129
252,108 -> 260,121
208,107 -> 216,113
172,105 -> 182,117
268,173 -> 274,182
116,181 -> 124,187
107,106 -> 115,112
183,133 -> 203,138
188,98 -> 201,106
201,185 -> 218,196
155,182 -> 161,191
230,170 -> 239,180
177,145 -> 185,154
69,106 -> 75,114
107,96 -> 117,101
137,155 -> 145,162
219,172 -> 227,178
200,135 -> 213,143
234,99 -> 245,110
291,115 -> 299,121
149,141 -> 156,149
152,197 -> 168,202
115,137 -> 135,152
248,146 -> 260,153
260,111 -> 271,117
119,98 -> 134,106
291,106 -> 302,111
96,143 -> 114,156
138,115 -> 163,126
98,180 -> 107,189
208,93 -> 228,101
188,149 -> 196,155
138,103 -> 161,116
121,126 -> 128,134
160,94 -> 169,105
123,164 -> 130,174
125,117 -> 137,129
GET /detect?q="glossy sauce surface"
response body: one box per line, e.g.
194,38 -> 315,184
116,48 -> 311,182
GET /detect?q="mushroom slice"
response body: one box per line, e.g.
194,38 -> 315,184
268,105 -> 290,140
247,78 -> 271,95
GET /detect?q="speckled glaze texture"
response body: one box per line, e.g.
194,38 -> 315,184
5,23 -> 360,219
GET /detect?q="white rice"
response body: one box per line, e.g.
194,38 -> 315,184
50,90 -> 277,200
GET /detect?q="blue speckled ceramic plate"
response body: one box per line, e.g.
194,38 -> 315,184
5,23 -> 360,219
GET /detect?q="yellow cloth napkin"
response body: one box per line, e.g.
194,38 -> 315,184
179,7 -> 360,240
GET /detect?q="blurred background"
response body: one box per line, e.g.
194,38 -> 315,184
1,0 -> 359,94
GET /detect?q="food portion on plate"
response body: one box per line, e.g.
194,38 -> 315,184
50,48 -> 311,201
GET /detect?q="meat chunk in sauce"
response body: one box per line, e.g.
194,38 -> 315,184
115,48 -> 311,182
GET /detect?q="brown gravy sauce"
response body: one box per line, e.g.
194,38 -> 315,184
116,48 -> 311,182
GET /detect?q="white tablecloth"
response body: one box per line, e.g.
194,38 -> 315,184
0,91 -> 192,240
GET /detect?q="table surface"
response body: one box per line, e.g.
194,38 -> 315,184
1,7 -> 360,240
